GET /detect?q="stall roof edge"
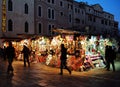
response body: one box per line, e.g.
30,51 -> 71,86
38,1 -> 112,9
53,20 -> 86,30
0,37 -> 22,42
52,28 -> 81,34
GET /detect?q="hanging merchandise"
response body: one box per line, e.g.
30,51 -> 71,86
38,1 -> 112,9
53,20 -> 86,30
11,33 -> 118,72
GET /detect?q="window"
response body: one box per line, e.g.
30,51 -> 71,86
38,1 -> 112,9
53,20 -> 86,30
48,25 -> 52,32
78,9 -> 80,13
69,14 -> 72,23
8,0 -> 13,11
105,20 -> 107,25
48,9 -> 51,19
48,8 -> 55,19
48,24 -> 54,35
38,23 -> 42,33
38,6 -> 41,17
82,20 -> 84,24
24,3 -> 28,14
47,0 -> 54,4
52,0 -> 54,4
75,8 -> 80,14
8,19 -> 13,31
109,21 -> 111,26
52,9 -> 54,19
93,17 -> 96,22
81,10 -> 84,14
68,4 -> 72,10
48,0 -> 50,3
89,9 -> 91,12
60,12 -> 63,16
88,15 -> 92,21
60,1 -> 62,6
101,20 -> 104,24
52,25 -> 55,34
75,8 -> 77,13
75,18 -> 80,23
25,22 -> 29,33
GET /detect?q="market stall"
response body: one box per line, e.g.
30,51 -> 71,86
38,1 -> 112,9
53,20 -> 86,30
3,29 -> 117,72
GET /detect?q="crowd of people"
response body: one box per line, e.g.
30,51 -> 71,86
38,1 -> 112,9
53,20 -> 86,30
0,41 -> 31,75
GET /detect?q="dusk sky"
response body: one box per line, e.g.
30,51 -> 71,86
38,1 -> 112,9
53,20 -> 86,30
75,0 -> 120,28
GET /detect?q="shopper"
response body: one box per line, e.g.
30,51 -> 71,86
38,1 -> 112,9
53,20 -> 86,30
6,41 -> 15,74
0,46 -> 3,59
59,44 -> 71,75
105,45 -> 109,68
22,44 -> 30,67
2,46 -> 7,61
106,46 -> 116,72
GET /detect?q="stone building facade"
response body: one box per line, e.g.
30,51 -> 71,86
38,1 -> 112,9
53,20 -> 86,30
0,0 -> 119,40
0,0 -> 35,39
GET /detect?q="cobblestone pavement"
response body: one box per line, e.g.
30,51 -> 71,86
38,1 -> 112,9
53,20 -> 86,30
0,59 -> 120,87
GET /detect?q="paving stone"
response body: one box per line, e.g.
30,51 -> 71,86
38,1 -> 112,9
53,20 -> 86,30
0,59 -> 120,87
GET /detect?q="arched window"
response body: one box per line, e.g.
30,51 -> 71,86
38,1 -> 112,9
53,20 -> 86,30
8,0 -> 13,11
48,8 -> 55,19
25,22 -> 29,33
48,8 -> 51,19
8,19 -> 13,31
38,23 -> 42,33
38,6 -> 41,17
24,3 -> 28,14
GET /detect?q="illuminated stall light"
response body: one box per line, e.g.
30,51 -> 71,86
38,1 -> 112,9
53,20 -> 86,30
39,39 -> 46,45
65,35 -> 73,42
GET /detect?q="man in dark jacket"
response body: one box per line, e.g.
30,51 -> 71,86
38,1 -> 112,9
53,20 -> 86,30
107,46 -> 116,71
6,41 -> 15,74
59,44 -> 71,75
22,45 -> 30,67
105,45 -> 109,68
